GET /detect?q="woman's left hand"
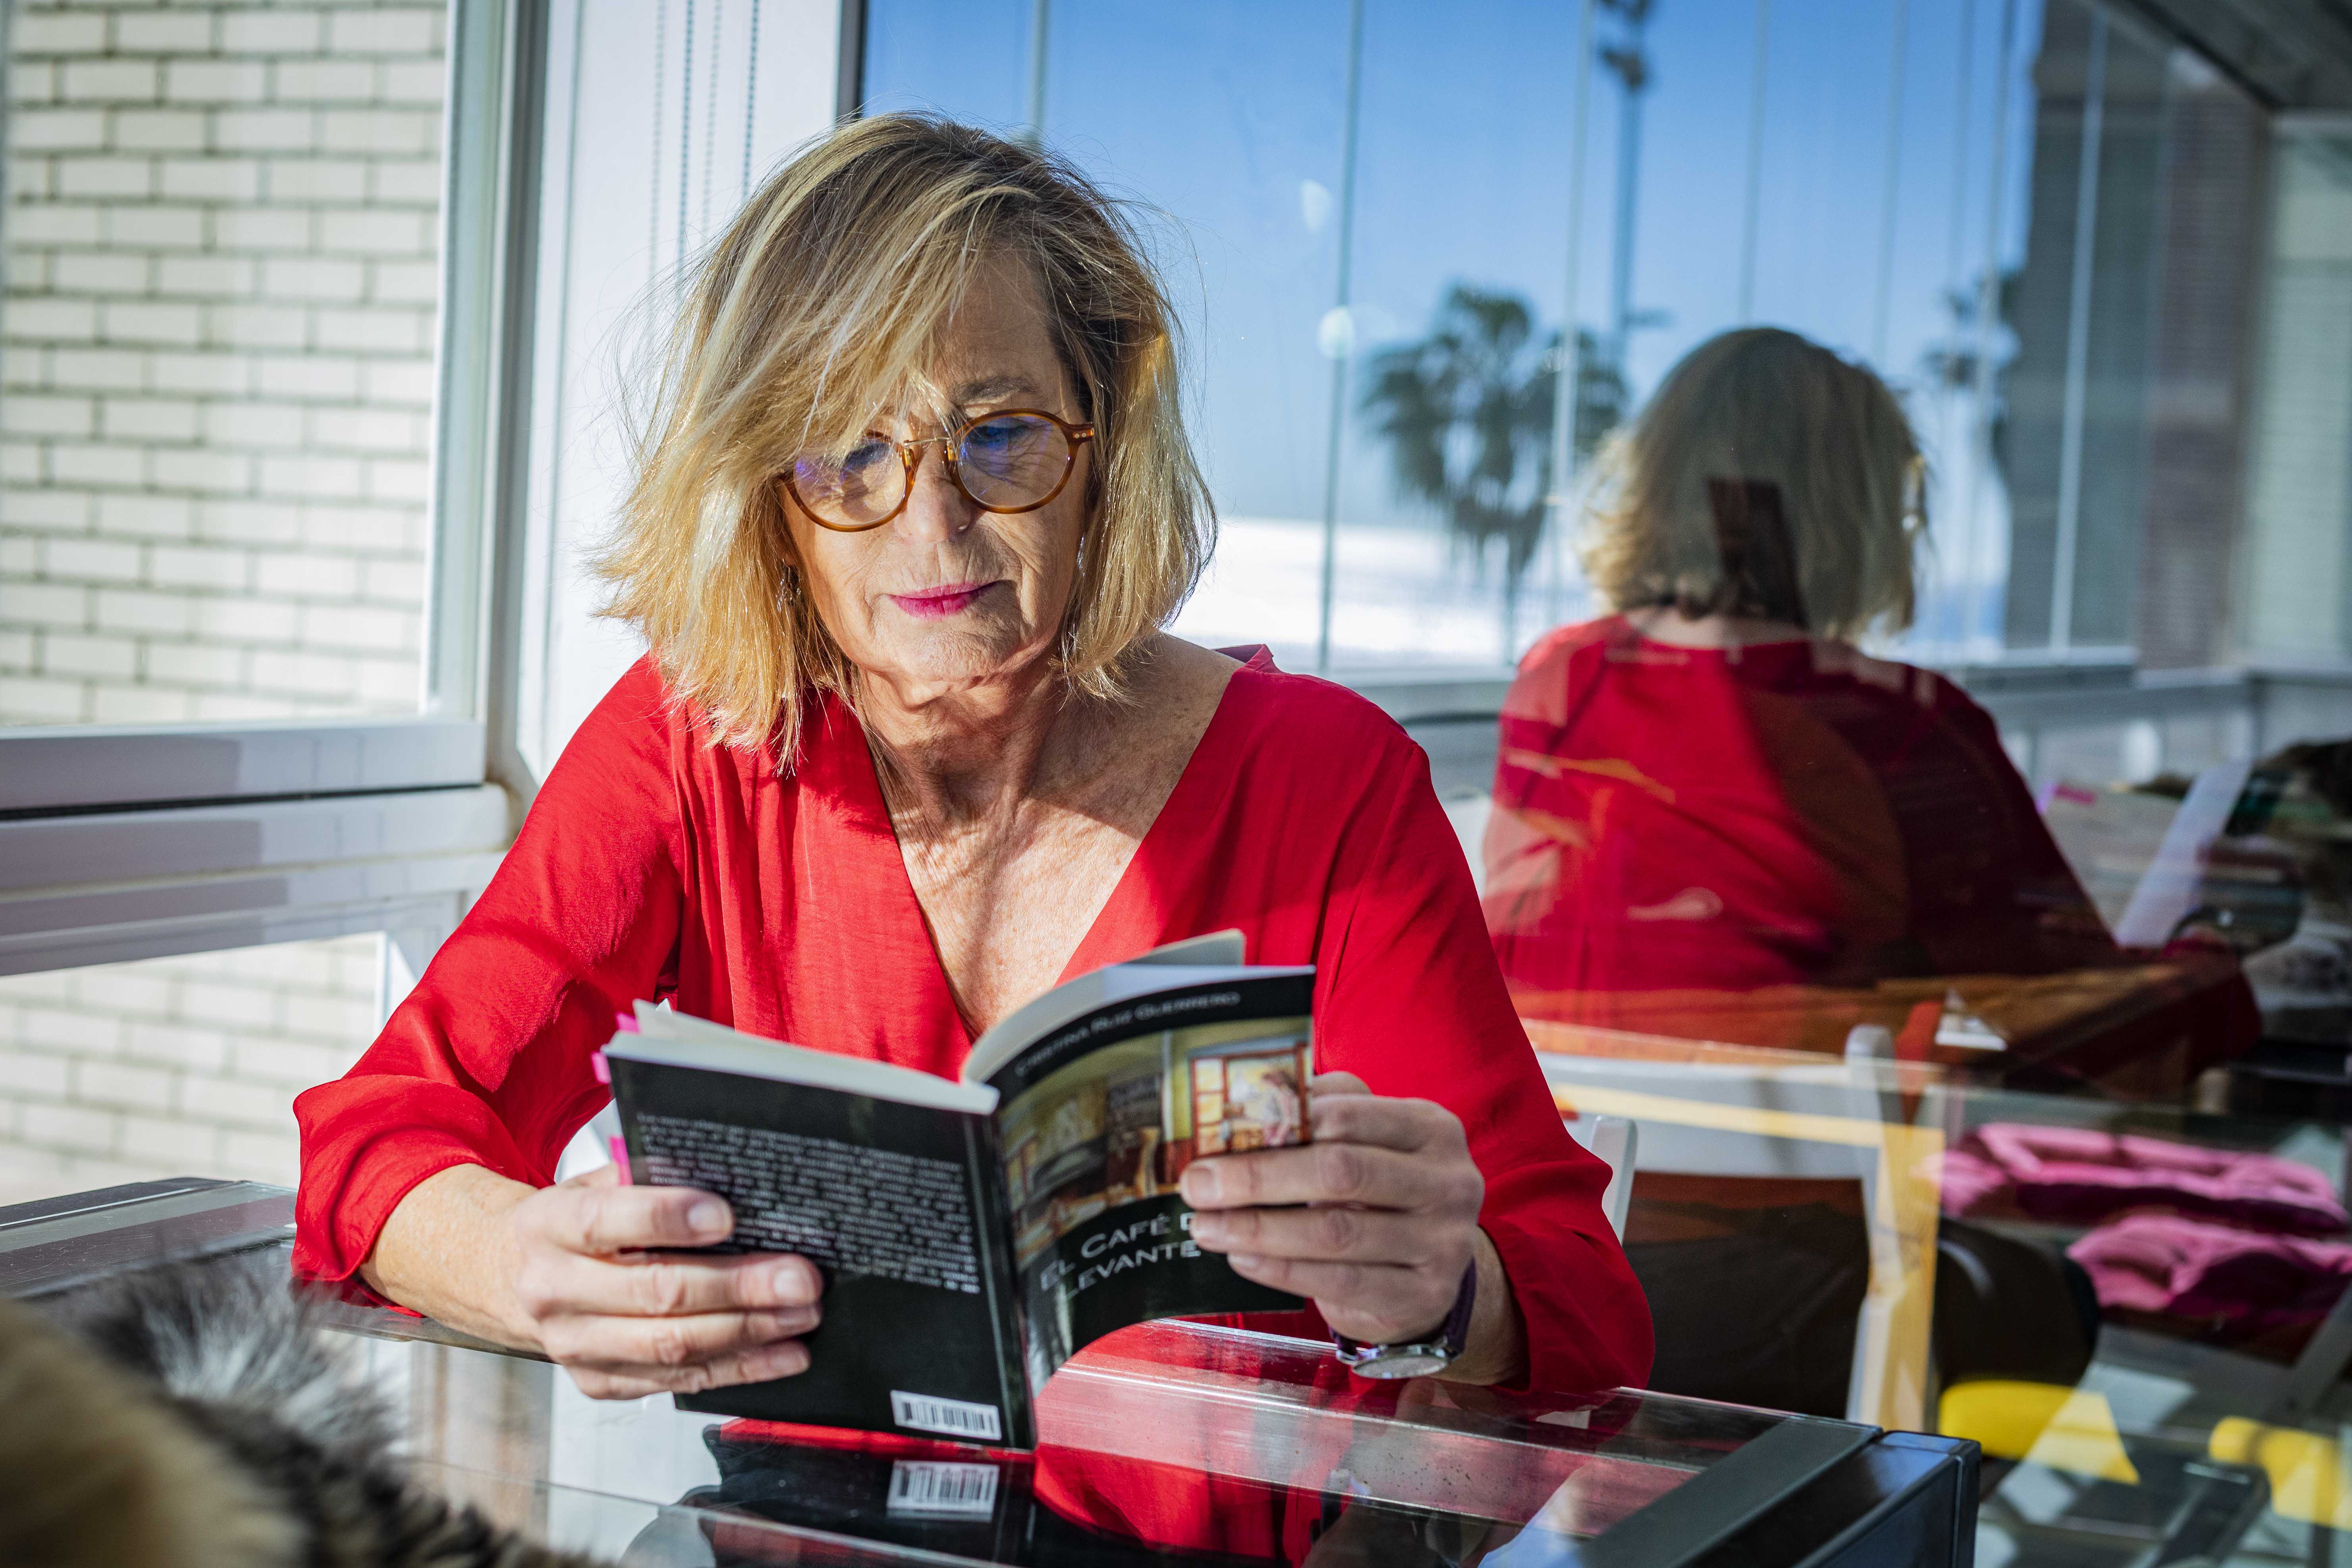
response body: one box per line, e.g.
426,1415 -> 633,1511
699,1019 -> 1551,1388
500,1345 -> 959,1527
1182,1071 -> 1504,1367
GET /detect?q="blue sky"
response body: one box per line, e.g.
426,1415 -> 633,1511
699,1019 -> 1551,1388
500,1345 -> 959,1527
864,0 -> 2052,652
868,0 -> 2041,484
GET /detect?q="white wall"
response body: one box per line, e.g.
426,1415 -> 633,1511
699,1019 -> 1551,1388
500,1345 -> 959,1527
0,0 -> 452,1202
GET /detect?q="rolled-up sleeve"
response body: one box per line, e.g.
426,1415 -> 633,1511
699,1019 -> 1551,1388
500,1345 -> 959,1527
292,662 -> 687,1284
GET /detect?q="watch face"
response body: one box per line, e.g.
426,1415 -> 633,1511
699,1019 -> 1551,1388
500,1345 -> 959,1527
1349,1349 -> 1450,1380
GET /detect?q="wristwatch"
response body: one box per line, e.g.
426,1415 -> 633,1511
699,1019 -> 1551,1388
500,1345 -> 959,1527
1331,1261 -> 1477,1379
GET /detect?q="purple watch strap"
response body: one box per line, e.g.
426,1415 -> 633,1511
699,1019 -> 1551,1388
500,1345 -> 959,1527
1332,1258 -> 1478,1365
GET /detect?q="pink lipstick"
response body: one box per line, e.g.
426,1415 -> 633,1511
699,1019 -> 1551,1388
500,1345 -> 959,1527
888,580 -> 995,619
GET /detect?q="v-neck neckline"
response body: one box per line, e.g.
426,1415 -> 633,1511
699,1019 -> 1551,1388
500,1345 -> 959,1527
839,652 -> 1263,1053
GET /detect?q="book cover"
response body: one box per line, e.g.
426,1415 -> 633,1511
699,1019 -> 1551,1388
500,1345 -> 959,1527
975,972 -> 1315,1391
602,939 -> 1314,1449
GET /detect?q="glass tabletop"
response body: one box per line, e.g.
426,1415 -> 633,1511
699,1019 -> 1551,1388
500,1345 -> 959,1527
359,1309 -> 1840,1566
1538,1021 -> 2352,1566
0,1178 -> 1963,1568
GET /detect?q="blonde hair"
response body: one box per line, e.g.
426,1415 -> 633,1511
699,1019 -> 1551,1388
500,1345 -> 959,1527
1580,327 -> 1925,640
597,114 -> 1214,751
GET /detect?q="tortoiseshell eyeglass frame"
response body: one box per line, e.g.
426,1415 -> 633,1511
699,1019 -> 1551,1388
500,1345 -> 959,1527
783,408 -> 1097,533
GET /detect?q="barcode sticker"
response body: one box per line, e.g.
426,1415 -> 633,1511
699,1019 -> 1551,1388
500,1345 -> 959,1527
888,1389 -> 1003,1441
887,1459 -> 1000,1518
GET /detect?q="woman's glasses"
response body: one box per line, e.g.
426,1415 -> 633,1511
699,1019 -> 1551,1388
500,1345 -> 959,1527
785,409 -> 1095,532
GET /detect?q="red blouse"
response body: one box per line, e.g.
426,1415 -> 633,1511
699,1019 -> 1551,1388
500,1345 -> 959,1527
293,648 -> 1652,1395
1486,616 -> 2118,1001
1483,618 -> 2257,1081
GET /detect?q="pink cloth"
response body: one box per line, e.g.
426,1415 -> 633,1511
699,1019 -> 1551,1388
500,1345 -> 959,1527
1941,1123 -> 2347,1236
2069,1213 -> 2352,1331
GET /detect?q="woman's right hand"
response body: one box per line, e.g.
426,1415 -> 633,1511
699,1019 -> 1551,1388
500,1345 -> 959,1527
503,1164 -> 822,1399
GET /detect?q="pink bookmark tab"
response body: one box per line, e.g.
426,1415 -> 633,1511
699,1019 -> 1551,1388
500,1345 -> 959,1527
614,1012 -> 641,1033
590,1050 -> 610,1085
608,1136 -> 631,1183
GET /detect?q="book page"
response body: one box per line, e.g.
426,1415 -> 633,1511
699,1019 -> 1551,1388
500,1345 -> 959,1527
618,1002 -> 998,1114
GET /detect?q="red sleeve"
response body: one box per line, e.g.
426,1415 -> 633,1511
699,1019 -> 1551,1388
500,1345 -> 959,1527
291,660 -> 688,1283
1314,737 -> 1653,1394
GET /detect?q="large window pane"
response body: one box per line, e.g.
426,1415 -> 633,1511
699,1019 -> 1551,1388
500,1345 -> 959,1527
858,0 -> 2293,705
1319,0 -> 1581,669
1036,4 -> 1356,670
2241,128 -> 2352,666
858,0 -> 2036,669
862,1 -> 1354,671
1,2 -> 448,725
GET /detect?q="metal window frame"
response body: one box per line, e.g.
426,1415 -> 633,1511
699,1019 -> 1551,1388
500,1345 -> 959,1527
836,0 -> 868,121
0,0 -> 553,980
1359,662 -> 2352,812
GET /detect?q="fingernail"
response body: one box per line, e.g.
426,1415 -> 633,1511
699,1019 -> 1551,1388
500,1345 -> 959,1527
1228,1254 -> 1261,1272
1191,1214 -> 1225,1245
770,1260 -> 818,1303
688,1198 -> 731,1237
1184,1164 -> 1220,1203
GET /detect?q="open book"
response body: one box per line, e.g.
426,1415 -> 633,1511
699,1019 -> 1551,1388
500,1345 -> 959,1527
596,931 -> 1315,1449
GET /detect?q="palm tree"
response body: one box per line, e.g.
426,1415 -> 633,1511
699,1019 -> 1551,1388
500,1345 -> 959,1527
1361,284 -> 1622,601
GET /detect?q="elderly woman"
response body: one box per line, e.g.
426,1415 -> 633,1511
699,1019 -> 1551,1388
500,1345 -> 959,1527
293,116 -> 1648,1402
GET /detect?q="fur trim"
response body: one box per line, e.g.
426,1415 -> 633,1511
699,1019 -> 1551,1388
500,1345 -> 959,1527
0,1292 -> 299,1568
27,1258 -> 611,1568
62,1253 -> 397,1458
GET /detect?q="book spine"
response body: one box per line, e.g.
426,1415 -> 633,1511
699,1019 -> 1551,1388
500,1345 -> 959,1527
964,1114 -> 1033,1449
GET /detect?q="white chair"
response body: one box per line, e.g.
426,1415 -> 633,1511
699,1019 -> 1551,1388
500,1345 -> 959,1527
1572,1114 -> 1637,1241
1544,1028 -> 1942,1429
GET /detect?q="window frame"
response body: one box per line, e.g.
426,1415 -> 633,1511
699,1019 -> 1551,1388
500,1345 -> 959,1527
19,0 -> 2337,982
0,0 -> 556,980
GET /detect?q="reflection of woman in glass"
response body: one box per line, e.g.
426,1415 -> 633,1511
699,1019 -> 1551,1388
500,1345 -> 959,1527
1487,327 -> 2250,1415
1485,329 -> 2246,1061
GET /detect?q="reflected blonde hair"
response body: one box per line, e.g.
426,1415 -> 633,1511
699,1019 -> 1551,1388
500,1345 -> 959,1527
597,114 -> 1214,751
1580,327 -> 1925,640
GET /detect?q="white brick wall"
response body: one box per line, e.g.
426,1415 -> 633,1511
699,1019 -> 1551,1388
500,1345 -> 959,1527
0,935 -> 385,1203
0,1 -> 449,1204
2,0 -> 447,725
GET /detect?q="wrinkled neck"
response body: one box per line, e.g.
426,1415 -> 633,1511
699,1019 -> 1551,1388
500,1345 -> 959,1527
858,654 -> 1090,833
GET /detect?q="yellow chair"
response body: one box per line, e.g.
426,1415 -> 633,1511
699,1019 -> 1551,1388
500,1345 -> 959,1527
1938,1379 -> 2138,1485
